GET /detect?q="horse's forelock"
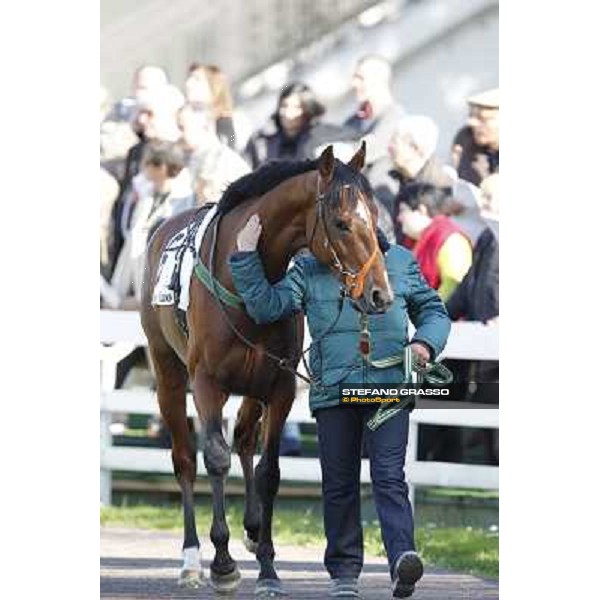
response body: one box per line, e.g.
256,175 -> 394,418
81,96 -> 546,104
324,161 -> 374,212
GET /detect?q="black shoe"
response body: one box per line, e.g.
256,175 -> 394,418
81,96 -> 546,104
392,551 -> 423,598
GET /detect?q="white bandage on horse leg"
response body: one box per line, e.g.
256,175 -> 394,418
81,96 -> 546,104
182,546 -> 202,571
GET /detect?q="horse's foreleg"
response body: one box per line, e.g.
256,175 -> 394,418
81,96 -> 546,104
149,344 -> 202,588
193,368 -> 241,593
254,375 -> 295,597
234,396 -> 263,553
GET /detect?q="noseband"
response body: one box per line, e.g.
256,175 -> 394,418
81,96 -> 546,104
311,175 -> 380,300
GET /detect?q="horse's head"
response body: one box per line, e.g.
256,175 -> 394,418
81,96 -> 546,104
309,143 -> 394,314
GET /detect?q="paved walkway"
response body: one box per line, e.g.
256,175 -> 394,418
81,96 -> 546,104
101,528 -> 499,599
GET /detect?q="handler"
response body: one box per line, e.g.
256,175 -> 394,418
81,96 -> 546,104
229,214 -> 451,599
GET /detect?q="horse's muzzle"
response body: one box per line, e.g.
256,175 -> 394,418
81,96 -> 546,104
351,285 -> 393,315
370,286 -> 393,312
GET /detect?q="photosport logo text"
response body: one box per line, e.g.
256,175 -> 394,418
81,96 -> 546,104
340,386 -> 450,404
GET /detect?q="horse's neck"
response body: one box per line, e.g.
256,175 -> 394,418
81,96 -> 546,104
257,173 -> 317,281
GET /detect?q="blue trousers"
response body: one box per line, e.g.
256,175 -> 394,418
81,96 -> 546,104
315,405 -> 414,579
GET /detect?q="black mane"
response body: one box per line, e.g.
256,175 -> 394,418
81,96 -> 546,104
216,159 -> 318,215
216,158 -> 373,216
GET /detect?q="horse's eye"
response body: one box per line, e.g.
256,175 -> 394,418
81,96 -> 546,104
334,219 -> 351,233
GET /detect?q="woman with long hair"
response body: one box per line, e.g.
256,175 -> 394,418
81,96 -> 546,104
244,82 -> 357,169
185,63 -> 236,148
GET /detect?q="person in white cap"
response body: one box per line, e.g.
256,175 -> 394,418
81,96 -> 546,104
451,88 -> 499,186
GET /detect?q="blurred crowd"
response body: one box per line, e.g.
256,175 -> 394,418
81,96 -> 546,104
100,56 -> 499,461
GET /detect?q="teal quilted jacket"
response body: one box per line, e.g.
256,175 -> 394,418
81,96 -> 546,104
229,246 -> 451,413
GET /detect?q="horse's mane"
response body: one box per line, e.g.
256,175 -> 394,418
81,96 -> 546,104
216,159 -> 318,215
216,157 -> 374,216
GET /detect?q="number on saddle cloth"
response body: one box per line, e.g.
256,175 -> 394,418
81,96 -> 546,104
152,204 -> 215,308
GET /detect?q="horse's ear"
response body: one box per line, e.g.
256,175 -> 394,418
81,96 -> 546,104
347,140 -> 366,172
318,145 -> 335,183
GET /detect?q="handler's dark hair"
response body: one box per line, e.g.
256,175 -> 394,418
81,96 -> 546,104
276,82 -> 325,127
142,140 -> 186,178
397,182 -> 453,217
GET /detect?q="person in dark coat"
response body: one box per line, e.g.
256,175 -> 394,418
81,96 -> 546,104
445,223 -> 498,322
451,88 -> 499,186
244,82 -> 358,168
446,173 -> 499,323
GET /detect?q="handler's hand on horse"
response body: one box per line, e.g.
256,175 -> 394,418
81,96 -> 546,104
237,214 -> 262,252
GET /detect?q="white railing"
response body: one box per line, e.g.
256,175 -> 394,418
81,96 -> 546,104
100,310 -> 499,505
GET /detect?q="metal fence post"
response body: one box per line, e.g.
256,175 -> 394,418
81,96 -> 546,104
100,352 -> 114,506
100,404 -> 112,506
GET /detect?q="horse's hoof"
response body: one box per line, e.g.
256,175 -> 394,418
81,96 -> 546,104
255,578 -> 287,597
243,531 -> 259,554
209,565 -> 242,593
177,568 -> 204,588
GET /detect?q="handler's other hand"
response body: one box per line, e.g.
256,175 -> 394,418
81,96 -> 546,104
410,342 -> 431,365
237,214 -> 262,252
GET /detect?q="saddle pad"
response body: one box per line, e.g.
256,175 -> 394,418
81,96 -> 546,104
152,204 -> 218,311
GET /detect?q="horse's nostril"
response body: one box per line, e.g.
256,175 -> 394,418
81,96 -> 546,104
371,287 -> 392,311
372,288 -> 385,309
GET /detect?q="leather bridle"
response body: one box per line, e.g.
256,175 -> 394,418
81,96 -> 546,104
308,174 -> 381,300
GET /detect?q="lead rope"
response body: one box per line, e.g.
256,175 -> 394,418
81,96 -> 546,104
366,346 -> 454,431
357,314 -> 415,430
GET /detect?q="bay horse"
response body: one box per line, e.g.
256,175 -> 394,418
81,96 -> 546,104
140,143 -> 393,596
